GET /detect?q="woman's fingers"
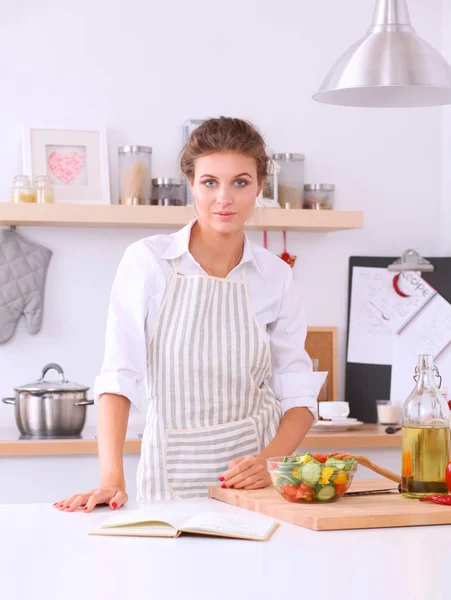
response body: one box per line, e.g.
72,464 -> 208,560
54,494 -> 78,510
224,459 -> 266,488
64,493 -> 91,512
83,490 -> 110,513
109,489 -> 128,510
240,478 -> 269,490
221,456 -> 254,483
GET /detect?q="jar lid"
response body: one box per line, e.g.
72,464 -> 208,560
152,178 -> 183,186
118,145 -> 152,155
304,184 -> 335,191
14,363 -> 89,394
272,153 -> 305,161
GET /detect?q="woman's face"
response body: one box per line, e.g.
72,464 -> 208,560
190,152 -> 261,234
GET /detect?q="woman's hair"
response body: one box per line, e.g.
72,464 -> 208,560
180,116 -> 270,182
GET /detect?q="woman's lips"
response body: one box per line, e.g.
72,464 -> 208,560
213,212 -> 236,220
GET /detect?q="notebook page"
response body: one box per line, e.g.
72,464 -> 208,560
181,512 -> 276,539
100,507 -> 188,531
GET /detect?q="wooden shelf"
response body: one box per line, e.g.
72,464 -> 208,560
0,203 -> 363,232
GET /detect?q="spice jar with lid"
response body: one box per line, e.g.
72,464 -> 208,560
151,178 -> 186,206
303,184 -> 335,210
35,176 -> 54,203
118,146 -> 152,205
11,175 -> 36,203
272,153 -> 305,209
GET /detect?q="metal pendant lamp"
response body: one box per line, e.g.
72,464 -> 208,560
313,0 -> 451,108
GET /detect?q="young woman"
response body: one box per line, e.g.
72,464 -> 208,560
54,117 -> 325,512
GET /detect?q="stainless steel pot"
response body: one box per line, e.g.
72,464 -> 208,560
2,363 -> 94,438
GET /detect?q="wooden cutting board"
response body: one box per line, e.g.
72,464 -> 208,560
208,478 -> 451,531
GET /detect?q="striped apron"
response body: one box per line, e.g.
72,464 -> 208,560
136,256 -> 281,501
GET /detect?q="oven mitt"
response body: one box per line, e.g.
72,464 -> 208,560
0,229 -> 52,343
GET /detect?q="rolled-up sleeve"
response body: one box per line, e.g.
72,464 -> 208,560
267,268 -> 327,420
93,243 -> 150,415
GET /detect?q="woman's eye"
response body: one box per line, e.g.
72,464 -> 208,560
235,179 -> 248,187
203,180 -> 216,187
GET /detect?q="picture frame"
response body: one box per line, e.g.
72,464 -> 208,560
305,326 -> 338,401
21,123 -> 111,204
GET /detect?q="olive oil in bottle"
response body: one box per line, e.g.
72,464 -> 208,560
401,355 -> 450,499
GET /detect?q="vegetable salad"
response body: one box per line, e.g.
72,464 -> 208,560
268,453 -> 357,503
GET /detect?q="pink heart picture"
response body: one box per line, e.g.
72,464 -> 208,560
48,151 -> 83,184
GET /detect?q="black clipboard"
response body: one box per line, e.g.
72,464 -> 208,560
345,256 -> 451,423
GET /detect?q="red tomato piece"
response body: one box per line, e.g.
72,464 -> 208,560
282,485 -> 298,499
313,452 -> 328,463
335,483 -> 348,497
446,462 -> 451,493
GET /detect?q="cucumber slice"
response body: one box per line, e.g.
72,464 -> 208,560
316,484 -> 336,502
277,474 -> 300,487
300,462 -> 322,486
325,457 -> 346,470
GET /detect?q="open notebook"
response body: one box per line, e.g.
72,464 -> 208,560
89,509 -> 279,541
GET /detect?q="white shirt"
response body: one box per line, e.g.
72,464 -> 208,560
93,219 -> 326,419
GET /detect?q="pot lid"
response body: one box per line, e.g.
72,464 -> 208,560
15,363 -> 89,393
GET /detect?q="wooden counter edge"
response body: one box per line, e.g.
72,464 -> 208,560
0,425 -> 400,457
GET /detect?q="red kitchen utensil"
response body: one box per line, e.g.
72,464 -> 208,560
263,231 -> 297,268
279,231 -> 296,267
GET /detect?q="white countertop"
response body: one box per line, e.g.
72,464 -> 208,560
1,499 -> 449,600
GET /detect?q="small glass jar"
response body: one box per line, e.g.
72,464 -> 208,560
11,175 -> 36,203
272,153 -> 305,209
35,176 -> 54,203
303,184 -> 335,210
151,178 -> 186,206
118,146 -> 152,205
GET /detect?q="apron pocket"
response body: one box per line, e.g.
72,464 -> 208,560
164,419 -> 260,499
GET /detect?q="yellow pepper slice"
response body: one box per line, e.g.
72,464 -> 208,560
333,470 -> 348,485
302,455 -> 313,464
318,466 -> 334,485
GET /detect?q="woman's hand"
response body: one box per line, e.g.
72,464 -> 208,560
219,456 -> 271,490
53,485 -> 128,513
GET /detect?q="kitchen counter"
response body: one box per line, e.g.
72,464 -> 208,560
0,498 -> 448,600
0,424 -> 401,456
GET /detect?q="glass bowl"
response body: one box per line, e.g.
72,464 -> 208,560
267,453 -> 358,503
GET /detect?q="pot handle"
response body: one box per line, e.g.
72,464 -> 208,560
74,399 -> 94,406
1,397 -> 15,405
40,363 -> 66,383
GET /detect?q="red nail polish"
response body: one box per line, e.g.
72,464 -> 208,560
65,505 -> 70,509
221,484 -> 226,488
219,476 -> 225,482
111,502 -> 117,509
83,507 -> 88,511
230,485 -> 235,489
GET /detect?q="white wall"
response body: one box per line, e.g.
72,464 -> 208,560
0,0 -> 447,431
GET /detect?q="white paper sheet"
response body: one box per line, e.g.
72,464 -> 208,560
368,272 -> 436,334
389,294 -> 451,404
347,267 -> 394,365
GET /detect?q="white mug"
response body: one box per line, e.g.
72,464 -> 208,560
318,401 -> 350,420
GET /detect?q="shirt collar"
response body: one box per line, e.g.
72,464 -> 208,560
161,218 -> 265,279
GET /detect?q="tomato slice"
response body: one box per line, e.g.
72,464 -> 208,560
446,462 -> 451,493
335,483 -> 348,497
313,452 -> 328,463
282,485 -> 298,499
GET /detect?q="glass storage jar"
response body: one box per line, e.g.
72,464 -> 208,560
303,184 -> 335,210
118,145 -> 152,205
272,153 -> 305,209
35,176 -> 54,203
151,178 -> 186,206
11,175 -> 36,203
